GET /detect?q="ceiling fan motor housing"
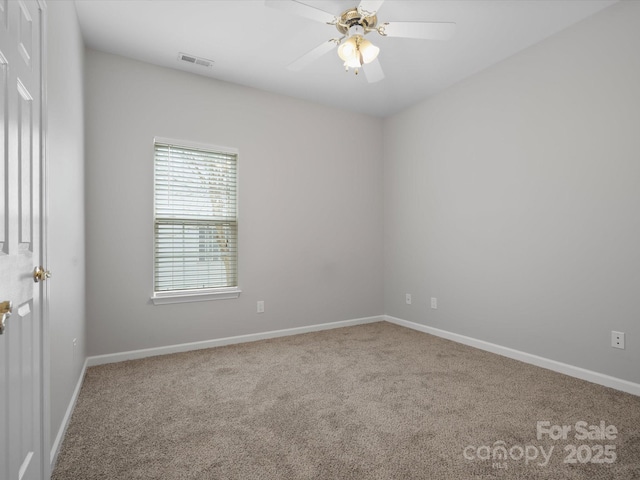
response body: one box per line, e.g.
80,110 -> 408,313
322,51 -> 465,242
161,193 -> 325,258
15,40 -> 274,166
336,8 -> 377,35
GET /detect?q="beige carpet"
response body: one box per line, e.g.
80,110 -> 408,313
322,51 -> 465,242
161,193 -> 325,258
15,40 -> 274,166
52,322 -> 640,479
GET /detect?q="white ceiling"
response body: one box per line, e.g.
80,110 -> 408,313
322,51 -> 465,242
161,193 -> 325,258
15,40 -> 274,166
74,0 -> 617,117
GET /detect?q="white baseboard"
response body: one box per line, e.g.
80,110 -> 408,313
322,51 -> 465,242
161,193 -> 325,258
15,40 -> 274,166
87,315 -> 384,367
50,357 -> 88,468
384,315 -> 640,397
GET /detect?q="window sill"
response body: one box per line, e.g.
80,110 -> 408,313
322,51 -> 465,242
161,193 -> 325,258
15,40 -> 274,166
151,287 -> 242,305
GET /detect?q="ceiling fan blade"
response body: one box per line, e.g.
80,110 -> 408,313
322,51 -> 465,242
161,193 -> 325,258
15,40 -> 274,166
381,21 -> 456,41
363,58 -> 384,83
287,40 -> 337,71
358,0 -> 385,16
265,0 -> 336,24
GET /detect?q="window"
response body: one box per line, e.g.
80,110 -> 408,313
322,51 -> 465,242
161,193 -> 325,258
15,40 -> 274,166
152,138 -> 240,304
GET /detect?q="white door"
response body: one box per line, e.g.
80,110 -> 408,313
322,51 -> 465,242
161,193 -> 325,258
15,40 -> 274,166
0,1 -> 48,479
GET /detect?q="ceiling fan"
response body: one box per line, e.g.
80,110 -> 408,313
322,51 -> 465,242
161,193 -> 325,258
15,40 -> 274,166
265,0 -> 456,83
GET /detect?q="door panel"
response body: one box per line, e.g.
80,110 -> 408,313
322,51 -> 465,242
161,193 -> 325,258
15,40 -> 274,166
19,79 -> 34,249
0,1 -> 45,479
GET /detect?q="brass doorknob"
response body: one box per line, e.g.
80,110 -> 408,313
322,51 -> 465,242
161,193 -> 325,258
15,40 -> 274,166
0,301 -> 12,335
33,266 -> 51,283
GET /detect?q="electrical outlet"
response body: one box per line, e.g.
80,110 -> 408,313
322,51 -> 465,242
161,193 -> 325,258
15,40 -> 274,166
611,331 -> 625,349
431,297 -> 438,309
257,301 -> 265,313
405,294 -> 412,305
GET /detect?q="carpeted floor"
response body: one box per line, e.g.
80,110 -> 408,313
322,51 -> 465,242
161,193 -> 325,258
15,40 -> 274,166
52,321 -> 640,479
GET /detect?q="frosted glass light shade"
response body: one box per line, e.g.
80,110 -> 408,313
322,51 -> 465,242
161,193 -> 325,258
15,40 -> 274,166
338,34 -> 379,69
338,37 -> 358,62
359,39 -> 380,64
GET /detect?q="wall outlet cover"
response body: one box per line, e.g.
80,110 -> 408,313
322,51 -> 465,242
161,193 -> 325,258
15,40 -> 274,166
611,331 -> 625,350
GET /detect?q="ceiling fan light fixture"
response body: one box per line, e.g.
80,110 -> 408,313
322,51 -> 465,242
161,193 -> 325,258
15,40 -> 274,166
337,30 -> 379,74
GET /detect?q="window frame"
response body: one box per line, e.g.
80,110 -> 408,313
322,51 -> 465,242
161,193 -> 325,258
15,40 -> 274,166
151,136 -> 241,305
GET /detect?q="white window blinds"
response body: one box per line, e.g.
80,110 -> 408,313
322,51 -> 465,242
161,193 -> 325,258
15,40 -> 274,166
154,140 -> 238,294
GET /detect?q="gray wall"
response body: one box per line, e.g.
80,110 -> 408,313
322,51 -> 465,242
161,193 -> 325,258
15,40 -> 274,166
84,50 -> 384,356
47,2 -> 86,446
383,0 -> 640,384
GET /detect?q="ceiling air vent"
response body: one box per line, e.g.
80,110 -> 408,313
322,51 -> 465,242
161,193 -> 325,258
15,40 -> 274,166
178,52 -> 214,68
